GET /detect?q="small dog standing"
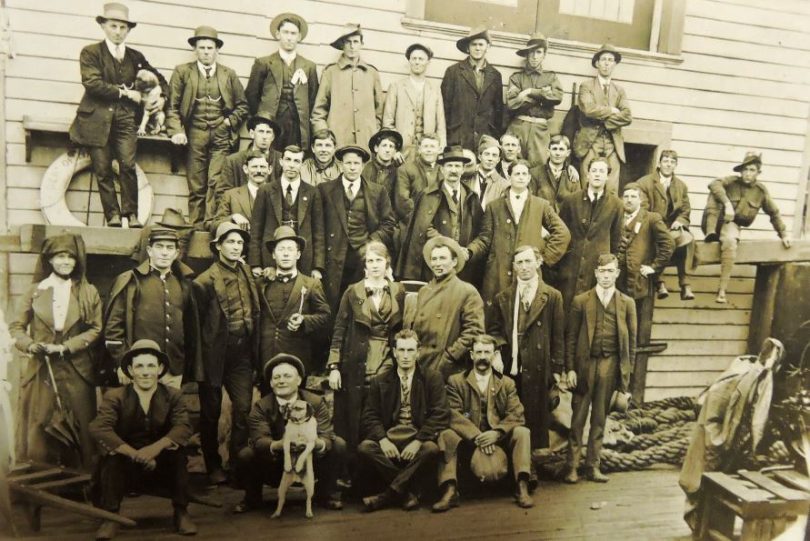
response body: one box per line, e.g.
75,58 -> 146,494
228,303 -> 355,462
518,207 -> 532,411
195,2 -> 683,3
134,69 -> 165,136
272,399 -> 318,519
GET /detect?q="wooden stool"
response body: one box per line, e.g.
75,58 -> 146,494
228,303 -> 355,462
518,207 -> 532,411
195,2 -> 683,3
697,470 -> 809,540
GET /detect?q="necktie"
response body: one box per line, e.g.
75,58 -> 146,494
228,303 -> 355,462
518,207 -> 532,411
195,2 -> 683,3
204,66 -> 212,79
519,284 -> 532,312
603,84 -> 609,97
115,45 -> 124,61
452,189 -> 458,204
345,182 -> 355,202
285,184 -> 294,207
400,375 -> 410,399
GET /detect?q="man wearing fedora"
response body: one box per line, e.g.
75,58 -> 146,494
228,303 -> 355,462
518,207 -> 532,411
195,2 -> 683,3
312,24 -> 383,148
434,334 -> 533,512
702,151 -> 790,303
234,353 -> 345,513
246,13 -> 319,151
193,223 -> 260,485
441,26 -> 504,152
359,329 -> 449,512
70,3 -> 167,228
506,33 -> 563,167
212,149 -> 268,233
409,236 -> 485,380
636,150 -> 695,300
256,226 -> 331,378
319,145 -> 397,309
166,25 -> 248,227
104,228 -> 203,390
364,128 -> 404,200
572,44 -> 632,195
383,43 -> 446,160
248,146 -> 325,278
397,146 -> 484,284
90,340 -> 195,540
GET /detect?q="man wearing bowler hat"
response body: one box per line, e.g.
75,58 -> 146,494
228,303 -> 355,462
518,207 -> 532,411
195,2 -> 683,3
572,43 -> 632,195
441,26 -> 504,151
166,25 -> 248,227
69,3 -> 167,229
233,353 -> 345,513
246,13 -> 319,151
193,223 -> 260,485
90,340 -> 195,539
312,24 -> 383,148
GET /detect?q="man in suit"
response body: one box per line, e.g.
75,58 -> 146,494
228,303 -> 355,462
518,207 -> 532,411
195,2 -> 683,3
441,26 -> 504,151
248,145 -> 325,278
245,13 -> 318,151
166,26 -> 248,227
393,133 -> 442,224
256,227 -> 331,378
319,145 -> 397,309
487,246 -> 565,450
233,354 -> 345,513
468,159 -> 570,304
212,149 -> 268,232
193,223 -> 260,485
69,3 -> 167,228
530,134 -> 584,212
572,44 -> 632,195
434,334 -> 533,512
470,135 -> 509,211
299,129 -> 342,187
564,254 -> 636,483
359,329 -> 449,512
363,128 -> 404,198
496,133 -> 522,180
90,340 -> 195,540
556,157 -> 624,310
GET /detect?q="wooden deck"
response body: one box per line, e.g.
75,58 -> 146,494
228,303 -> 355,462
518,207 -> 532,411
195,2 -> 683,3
2,467 -> 693,540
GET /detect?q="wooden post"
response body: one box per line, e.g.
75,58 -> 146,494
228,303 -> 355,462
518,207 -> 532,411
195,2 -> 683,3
748,265 -> 781,354
631,294 -> 655,403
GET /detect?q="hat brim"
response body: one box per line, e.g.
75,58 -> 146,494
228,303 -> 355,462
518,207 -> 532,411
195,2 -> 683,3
369,130 -> 404,152
733,158 -> 762,172
270,12 -> 309,41
335,146 -> 371,162
405,43 -> 433,60
96,16 -> 137,28
330,30 -> 362,50
210,227 -> 250,254
122,347 -> 169,378
156,221 -> 195,229
263,354 -> 306,383
456,31 -> 490,54
422,236 -> 466,274
516,43 -> 546,57
188,36 -> 224,49
591,49 -> 622,67
265,235 -> 307,252
436,155 -> 472,165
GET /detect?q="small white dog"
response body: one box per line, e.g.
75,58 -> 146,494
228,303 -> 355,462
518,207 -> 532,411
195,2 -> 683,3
272,399 -> 318,519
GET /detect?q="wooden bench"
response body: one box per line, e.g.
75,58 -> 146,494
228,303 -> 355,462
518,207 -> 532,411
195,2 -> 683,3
22,115 -> 182,173
697,470 -> 810,540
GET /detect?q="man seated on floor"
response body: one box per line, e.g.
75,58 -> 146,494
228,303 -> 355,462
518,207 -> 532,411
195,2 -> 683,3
233,353 -> 345,513
434,334 -> 533,512
90,340 -> 195,540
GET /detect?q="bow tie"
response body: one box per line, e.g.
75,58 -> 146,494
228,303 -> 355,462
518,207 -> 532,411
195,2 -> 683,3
275,273 -> 295,283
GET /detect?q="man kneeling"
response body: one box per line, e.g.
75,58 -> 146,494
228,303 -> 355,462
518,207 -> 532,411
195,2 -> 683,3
90,340 -> 195,540
434,334 -> 533,512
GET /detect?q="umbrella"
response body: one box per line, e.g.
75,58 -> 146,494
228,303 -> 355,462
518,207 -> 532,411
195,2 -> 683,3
43,354 -> 82,452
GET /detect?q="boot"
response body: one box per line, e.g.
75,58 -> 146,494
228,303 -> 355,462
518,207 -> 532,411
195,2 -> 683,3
656,282 -> 669,300
174,507 -> 197,536
586,467 -> 609,483
515,478 -> 534,508
95,520 -> 119,540
401,492 -> 420,511
431,482 -> 459,513
563,468 -> 579,484
362,489 -> 396,512
680,285 -> 695,301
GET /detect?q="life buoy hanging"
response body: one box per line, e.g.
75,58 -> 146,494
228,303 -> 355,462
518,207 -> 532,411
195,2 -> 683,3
40,150 -> 154,227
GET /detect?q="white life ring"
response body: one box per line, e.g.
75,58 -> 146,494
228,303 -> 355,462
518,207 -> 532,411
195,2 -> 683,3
40,151 -> 153,227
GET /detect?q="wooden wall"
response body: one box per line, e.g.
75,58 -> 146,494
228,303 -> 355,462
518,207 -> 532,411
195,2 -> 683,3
3,0 -> 810,400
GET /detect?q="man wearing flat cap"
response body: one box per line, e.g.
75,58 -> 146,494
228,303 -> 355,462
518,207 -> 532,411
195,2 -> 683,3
90,340 -> 195,540
166,25 -> 248,227
312,24 -> 383,148
69,2 -> 167,229
193,223 -> 260,485
506,32 -> 563,167
441,26 -> 504,152
364,128 -> 404,200
246,13 -> 319,151
573,43 -> 632,196
233,354 -> 345,513
702,151 -> 790,303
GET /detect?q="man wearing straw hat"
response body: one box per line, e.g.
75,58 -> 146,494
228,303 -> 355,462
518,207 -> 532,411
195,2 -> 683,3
69,2 -> 167,229
166,25 -> 248,227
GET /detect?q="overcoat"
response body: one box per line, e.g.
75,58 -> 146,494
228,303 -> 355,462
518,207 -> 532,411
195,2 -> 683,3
572,77 -> 632,162
620,209 -> 674,300
441,59 -> 504,150
636,171 -> 691,228
446,370 -> 525,441
382,77 -> 447,151
393,158 -> 441,222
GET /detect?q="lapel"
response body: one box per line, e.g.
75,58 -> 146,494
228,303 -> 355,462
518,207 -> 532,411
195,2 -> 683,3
382,369 -> 400,421
459,61 -> 480,95
281,274 -> 306,318
653,171 -> 667,202
149,385 -> 170,428
480,65 -> 497,94
523,284 -> 550,329
210,263 -> 230,318
99,42 -> 119,85
498,284 -> 517,335
330,179 -> 350,236
501,193 -> 517,224
269,181 -> 283,223
614,287 -> 625,325
403,78 -> 419,108
297,183 -> 312,226
595,78 -> 610,104
361,179 -> 376,224
188,64 -> 200,106
515,194 -> 534,237
351,282 -> 373,329
268,53 -> 284,88
63,289 -> 81,333
234,185 -> 253,217
585,289 -> 598,346
32,287 -> 56,332
215,64 -> 229,104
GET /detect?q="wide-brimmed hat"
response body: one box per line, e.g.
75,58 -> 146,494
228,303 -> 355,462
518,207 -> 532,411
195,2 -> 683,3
247,115 -> 282,136
369,129 -> 403,152
670,227 -> 694,248
96,2 -> 136,28
733,151 -> 762,172
263,353 -> 306,383
156,208 -> 194,229
437,145 -> 472,165
148,227 -> 179,244
210,222 -> 250,254
516,32 -> 548,57
457,26 -> 491,54
121,339 -> 169,378
592,43 -> 621,67
470,446 -> 508,482
335,144 -> 370,162
270,12 -> 308,41
330,23 -> 362,50
405,42 -> 433,60
422,235 -> 466,274
265,225 -> 306,252
188,25 -> 223,49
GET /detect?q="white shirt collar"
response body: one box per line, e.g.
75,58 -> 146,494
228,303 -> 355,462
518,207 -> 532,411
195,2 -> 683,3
197,61 -> 217,77
276,393 -> 299,408
597,75 -> 612,88
39,273 -> 72,332
282,177 -> 301,199
595,284 -> 615,305
278,49 -> 297,65
105,39 -> 126,58
549,162 -> 564,176
397,368 -> 415,389
342,176 -> 360,189
625,207 -> 640,224
587,188 -> 604,202
444,181 -> 463,199
474,371 -> 491,394
247,182 -> 259,200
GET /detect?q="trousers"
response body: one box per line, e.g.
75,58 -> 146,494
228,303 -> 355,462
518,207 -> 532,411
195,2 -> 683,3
89,106 -> 138,221
94,450 -> 189,512
436,426 -> 531,485
357,438 -> 440,494
568,354 -> 619,469
187,123 -> 232,226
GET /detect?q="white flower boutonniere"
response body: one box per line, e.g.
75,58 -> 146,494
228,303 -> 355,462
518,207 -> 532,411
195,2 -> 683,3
291,69 -> 308,85
633,222 -> 641,234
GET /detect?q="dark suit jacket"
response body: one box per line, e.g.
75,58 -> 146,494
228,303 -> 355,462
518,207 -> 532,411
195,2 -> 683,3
393,158 -> 441,222
361,366 -> 449,443
636,171 -> 691,228
212,185 -> 255,233
620,209 -> 674,300
248,389 -> 335,451
216,148 -> 283,197
446,370 -> 525,441
90,384 -> 192,455
248,179 -> 325,274
70,42 -> 167,147
245,52 -> 319,149
565,288 -> 637,393
530,163 -> 585,213
441,59 -> 504,150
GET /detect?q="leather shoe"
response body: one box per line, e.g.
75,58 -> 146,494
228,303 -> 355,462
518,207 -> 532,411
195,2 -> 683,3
363,490 -> 394,512
207,467 -> 227,486
515,479 -> 534,508
563,469 -> 579,484
232,499 -> 261,514
432,483 -> 459,513
95,520 -> 119,540
680,285 -> 695,301
656,282 -> 669,300
586,468 -> 609,483
174,508 -> 197,535
319,492 -> 343,510
126,215 -> 143,228
401,492 -> 420,511
106,215 -> 122,228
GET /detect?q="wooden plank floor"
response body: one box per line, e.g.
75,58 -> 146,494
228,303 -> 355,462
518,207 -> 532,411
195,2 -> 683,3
3,467 -> 693,541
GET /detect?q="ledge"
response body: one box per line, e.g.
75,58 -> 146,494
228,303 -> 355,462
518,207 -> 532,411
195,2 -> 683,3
693,239 -> 810,266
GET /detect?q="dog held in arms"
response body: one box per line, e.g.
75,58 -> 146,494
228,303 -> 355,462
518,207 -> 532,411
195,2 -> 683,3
134,69 -> 165,136
272,399 -> 318,519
